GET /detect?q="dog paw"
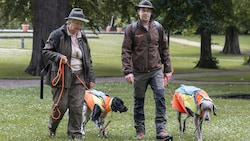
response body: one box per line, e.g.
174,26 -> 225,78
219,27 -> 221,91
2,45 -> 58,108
104,132 -> 108,138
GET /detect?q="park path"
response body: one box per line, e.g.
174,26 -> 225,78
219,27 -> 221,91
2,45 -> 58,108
170,37 -> 250,55
170,37 -> 223,51
1,70 -> 250,88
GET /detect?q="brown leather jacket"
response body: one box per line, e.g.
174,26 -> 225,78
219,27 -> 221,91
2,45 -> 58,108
122,20 -> 171,75
42,24 -> 95,88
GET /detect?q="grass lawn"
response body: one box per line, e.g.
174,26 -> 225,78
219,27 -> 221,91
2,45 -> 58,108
0,83 -> 249,141
0,34 -> 250,140
89,34 -> 124,77
172,34 -> 250,50
0,34 -> 250,79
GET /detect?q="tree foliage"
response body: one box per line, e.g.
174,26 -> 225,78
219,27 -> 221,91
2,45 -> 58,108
66,0 -> 136,32
0,0 -> 33,28
153,0 -> 220,68
232,0 -> 250,34
0,0 -> 137,30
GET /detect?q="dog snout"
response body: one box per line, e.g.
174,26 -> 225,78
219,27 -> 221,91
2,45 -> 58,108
124,107 -> 128,111
204,114 -> 210,121
204,117 -> 209,121
120,106 -> 128,113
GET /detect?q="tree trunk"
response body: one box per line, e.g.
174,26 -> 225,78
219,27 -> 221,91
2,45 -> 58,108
195,0 -> 218,69
222,26 -> 241,54
25,0 -> 68,76
195,31 -> 218,69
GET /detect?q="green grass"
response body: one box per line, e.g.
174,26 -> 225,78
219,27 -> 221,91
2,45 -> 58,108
0,34 -> 250,140
89,34 -> 124,77
0,83 -> 249,141
1,34 -> 250,79
172,34 -> 250,50
0,32 -> 33,49
179,72 -> 250,82
0,49 -> 34,79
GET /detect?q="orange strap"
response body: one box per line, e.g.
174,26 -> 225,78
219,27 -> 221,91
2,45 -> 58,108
50,57 -> 89,120
65,62 -> 89,90
50,58 -> 64,120
165,67 -> 174,96
99,120 -> 111,135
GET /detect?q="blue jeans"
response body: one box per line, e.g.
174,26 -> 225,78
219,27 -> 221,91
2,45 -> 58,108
133,69 -> 167,134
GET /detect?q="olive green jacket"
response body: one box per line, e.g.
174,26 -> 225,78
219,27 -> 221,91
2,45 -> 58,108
42,24 -> 95,88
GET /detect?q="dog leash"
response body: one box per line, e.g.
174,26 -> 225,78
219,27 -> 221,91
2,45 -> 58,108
99,111 -> 114,136
164,67 -> 175,97
165,68 -> 202,102
194,118 -> 203,134
50,57 -> 89,120
99,120 -> 111,135
166,83 -> 174,96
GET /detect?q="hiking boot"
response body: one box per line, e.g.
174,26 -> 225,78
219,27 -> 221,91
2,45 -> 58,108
156,130 -> 173,140
136,132 -> 145,140
48,130 -> 56,138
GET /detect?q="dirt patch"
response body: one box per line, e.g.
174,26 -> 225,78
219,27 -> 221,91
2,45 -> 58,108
212,93 -> 250,100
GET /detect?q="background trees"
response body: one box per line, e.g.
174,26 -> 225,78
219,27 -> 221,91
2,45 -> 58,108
153,0 -> 220,68
25,0 -> 68,75
152,0 -> 250,68
0,0 -> 33,28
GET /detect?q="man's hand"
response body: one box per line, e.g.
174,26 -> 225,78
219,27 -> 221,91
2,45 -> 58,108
125,73 -> 134,84
164,72 -> 172,85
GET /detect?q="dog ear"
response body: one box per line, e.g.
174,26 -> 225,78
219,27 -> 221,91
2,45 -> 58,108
197,103 -> 202,115
91,104 -> 102,122
111,97 -> 119,112
213,104 -> 217,116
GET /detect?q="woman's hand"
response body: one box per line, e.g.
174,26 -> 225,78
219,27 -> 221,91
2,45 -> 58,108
89,82 -> 95,89
61,55 -> 68,64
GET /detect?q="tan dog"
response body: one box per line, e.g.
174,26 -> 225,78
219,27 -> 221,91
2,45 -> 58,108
172,85 -> 217,141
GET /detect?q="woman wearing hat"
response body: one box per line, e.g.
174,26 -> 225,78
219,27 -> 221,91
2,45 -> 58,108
42,8 -> 95,140
121,0 -> 173,140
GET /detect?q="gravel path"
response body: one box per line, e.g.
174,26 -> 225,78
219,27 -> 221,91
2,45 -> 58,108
1,70 -> 249,88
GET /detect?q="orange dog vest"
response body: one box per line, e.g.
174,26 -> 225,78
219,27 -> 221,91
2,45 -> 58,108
84,90 -> 113,117
172,90 -> 211,115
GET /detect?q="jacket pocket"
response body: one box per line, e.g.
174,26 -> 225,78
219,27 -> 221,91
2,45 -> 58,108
46,62 -> 61,87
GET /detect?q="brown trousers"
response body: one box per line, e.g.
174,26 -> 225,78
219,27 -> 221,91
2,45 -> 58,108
48,71 -> 85,139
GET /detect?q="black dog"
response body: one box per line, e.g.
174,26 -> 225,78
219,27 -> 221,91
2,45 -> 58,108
82,89 -> 128,137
